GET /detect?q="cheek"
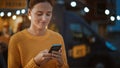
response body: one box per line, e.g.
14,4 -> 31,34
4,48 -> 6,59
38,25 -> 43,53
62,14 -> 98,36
31,13 -> 38,21
46,16 -> 52,22
47,18 -> 51,22
31,16 -> 39,22
30,18 -> 39,26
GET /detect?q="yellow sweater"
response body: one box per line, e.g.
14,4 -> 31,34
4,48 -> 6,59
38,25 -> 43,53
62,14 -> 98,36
8,29 -> 69,68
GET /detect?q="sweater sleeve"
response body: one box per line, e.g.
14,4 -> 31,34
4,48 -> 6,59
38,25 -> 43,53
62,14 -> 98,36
8,36 -> 21,68
8,36 -> 40,68
59,36 -> 69,68
24,58 -> 40,68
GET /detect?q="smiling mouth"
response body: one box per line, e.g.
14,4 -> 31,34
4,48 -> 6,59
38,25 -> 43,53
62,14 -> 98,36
38,22 -> 46,28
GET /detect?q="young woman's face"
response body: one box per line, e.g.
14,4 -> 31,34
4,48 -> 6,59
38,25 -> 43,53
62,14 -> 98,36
29,2 -> 53,30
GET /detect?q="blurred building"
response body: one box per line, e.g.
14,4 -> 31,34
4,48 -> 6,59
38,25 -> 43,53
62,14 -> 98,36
64,0 -> 117,37
0,0 -> 30,34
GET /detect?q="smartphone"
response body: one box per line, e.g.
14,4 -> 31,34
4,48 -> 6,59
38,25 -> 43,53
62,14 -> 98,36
49,44 -> 61,53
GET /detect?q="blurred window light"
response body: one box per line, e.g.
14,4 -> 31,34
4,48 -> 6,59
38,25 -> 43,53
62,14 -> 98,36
7,12 -> 12,17
12,15 -> 17,20
16,10 -> 20,15
84,7 -> 89,13
116,15 -> 120,20
110,16 -> 115,21
57,0 -> 64,4
105,9 -> 110,15
70,1 -> 77,7
0,12 -> 5,17
21,9 -> 26,14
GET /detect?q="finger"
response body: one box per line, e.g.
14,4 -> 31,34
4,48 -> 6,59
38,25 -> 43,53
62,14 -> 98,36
43,56 -> 52,60
43,53 -> 52,57
51,53 -> 64,66
52,51 -> 60,54
42,49 -> 49,53
52,53 -> 61,59
41,55 -> 52,62
52,51 -> 62,56
59,48 -> 62,53
40,57 -> 52,65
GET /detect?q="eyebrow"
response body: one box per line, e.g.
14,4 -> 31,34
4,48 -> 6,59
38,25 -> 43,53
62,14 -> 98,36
37,11 -> 52,13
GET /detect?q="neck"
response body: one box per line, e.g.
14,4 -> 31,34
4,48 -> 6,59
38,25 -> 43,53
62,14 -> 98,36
27,27 -> 47,36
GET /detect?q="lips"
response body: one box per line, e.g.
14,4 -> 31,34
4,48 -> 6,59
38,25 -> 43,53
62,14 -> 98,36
37,22 -> 46,29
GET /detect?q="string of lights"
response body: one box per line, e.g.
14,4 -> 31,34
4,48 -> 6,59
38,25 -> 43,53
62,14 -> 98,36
0,0 -> 119,21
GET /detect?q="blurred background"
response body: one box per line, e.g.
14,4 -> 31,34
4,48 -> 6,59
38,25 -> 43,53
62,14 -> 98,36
0,0 -> 120,68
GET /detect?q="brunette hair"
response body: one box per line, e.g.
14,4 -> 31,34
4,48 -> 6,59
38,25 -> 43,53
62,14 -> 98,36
28,0 -> 55,9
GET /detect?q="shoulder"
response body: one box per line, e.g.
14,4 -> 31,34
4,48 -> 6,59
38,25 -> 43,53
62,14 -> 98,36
48,29 -> 63,39
10,29 -> 26,41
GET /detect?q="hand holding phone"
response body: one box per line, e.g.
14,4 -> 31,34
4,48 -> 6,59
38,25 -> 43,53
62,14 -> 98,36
49,44 -> 61,53
49,44 -> 64,67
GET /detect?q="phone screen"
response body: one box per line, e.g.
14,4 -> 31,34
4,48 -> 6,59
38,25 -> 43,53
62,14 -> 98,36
49,44 -> 61,53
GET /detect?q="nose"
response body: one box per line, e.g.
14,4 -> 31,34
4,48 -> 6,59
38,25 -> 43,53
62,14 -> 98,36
41,15 -> 47,21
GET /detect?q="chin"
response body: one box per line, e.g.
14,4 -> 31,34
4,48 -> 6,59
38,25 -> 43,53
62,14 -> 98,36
37,27 -> 46,30
36,24 -> 47,30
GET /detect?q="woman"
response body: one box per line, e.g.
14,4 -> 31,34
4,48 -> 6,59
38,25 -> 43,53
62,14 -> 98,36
8,0 -> 69,68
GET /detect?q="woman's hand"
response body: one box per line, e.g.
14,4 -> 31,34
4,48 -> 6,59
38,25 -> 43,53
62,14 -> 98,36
51,48 -> 64,67
34,49 -> 52,66
34,49 -> 64,67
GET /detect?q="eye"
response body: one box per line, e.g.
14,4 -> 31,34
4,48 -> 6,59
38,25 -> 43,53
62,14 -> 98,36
37,13 -> 43,16
46,12 -> 52,16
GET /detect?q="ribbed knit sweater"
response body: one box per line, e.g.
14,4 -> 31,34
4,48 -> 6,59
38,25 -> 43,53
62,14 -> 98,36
8,29 -> 68,68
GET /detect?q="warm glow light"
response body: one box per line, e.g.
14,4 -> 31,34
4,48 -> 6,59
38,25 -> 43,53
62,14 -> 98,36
12,15 -> 17,20
21,9 -> 26,14
7,12 -> 12,17
16,10 -> 20,15
110,16 -> 115,21
0,12 -> 5,17
117,15 -> 120,20
28,16 -> 31,20
70,1 -> 77,7
105,9 -> 110,15
84,7 -> 89,13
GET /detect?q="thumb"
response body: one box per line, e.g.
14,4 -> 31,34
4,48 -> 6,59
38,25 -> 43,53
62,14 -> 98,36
43,49 -> 49,53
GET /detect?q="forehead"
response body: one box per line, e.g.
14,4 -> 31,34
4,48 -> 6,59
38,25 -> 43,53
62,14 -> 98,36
32,2 -> 53,11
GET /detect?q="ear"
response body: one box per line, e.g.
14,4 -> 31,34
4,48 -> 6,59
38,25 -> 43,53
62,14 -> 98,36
28,9 -> 31,16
